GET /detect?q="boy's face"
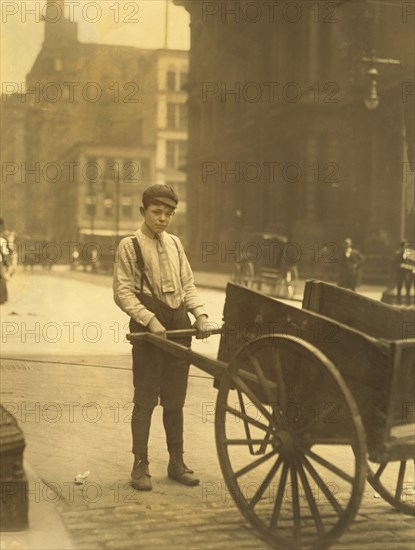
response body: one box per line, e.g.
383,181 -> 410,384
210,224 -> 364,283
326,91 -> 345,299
142,202 -> 175,234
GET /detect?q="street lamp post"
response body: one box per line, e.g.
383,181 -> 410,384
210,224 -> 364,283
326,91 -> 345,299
362,54 -> 401,111
362,53 -> 405,242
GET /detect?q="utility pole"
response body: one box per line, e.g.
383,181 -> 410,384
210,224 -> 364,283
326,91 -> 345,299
164,0 -> 169,49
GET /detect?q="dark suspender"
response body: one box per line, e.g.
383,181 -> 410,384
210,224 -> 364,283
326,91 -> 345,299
130,235 -> 180,296
131,236 -> 156,296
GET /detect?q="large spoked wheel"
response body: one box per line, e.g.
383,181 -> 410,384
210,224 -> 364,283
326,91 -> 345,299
215,335 -> 367,550
367,458 -> 415,515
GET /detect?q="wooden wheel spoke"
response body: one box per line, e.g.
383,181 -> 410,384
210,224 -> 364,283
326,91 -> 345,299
225,405 -> 274,434
305,449 -> 354,484
248,354 -> 275,404
270,347 -> 287,410
300,455 -> 344,516
270,462 -> 289,529
249,456 -> 283,509
235,389 -> 262,455
295,458 -> 325,536
232,374 -> 273,424
234,450 -> 276,479
373,462 -> 387,481
225,438 -> 272,446
395,461 -> 406,500
290,462 -> 301,542
248,353 -> 286,429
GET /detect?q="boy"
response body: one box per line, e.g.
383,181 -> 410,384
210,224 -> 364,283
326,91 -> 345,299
113,184 -> 209,491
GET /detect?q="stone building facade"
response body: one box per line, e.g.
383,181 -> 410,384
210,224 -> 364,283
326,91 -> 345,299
175,0 -> 414,278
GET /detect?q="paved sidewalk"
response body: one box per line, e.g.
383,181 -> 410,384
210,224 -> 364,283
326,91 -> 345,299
0,462 -> 73,550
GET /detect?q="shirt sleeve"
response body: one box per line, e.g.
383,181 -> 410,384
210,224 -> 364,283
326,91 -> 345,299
175,237 -> 208,319
113,238 -> 155,326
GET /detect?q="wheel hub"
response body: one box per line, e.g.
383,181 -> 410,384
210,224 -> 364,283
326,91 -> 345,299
273,430 -> 297,455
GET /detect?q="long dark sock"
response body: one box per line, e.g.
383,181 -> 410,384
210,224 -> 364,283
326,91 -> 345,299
131,404 -> 153,458
163,408 -> 184,455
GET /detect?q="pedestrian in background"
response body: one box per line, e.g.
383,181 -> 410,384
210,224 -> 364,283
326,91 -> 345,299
338,238 -> 365,291
0,218 -> 10,304
113,184 -> 210,491
394,241 -> 414,303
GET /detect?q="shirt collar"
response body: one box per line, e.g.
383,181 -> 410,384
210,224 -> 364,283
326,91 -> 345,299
140,222 -> 163,240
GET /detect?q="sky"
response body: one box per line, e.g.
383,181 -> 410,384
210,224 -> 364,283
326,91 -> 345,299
1,0 -> 190,86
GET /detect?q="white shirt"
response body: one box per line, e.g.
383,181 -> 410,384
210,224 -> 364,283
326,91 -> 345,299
113,224 -> 206,326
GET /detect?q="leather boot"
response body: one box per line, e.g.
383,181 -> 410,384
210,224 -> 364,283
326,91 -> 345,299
168,453 -> 199,486
131,456 -> 152,491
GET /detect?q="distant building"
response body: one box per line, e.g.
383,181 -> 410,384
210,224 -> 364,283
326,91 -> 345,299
0,0 -> 189,262
145,49 -> 189,238
0,95 -> 27,235
175,0 -> 414,279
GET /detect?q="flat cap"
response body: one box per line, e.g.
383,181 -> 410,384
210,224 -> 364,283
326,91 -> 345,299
142,184 -> 178,209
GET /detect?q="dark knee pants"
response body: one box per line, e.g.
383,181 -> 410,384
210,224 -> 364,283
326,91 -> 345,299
130,295 -> 192,410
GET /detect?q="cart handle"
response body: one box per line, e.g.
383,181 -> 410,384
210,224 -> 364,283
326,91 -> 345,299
127,327 -> 223,342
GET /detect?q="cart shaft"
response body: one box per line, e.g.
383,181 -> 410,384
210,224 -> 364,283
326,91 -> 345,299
128,329 -> 228,380
127,329 -> 279,390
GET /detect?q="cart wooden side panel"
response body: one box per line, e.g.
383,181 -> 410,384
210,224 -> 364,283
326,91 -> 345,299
218,283 -> 392,453
380,341 -> 415,461
302,280 -> 415,460
302,279 -> 414,341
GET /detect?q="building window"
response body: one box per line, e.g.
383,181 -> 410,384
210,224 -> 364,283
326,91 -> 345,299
178,142 -> 187,167
121,196 -> 133,218
166,141 -> 176,168
166,141 -> 187,169
167,103 -> 188,130
167,71 -> 176,91
180,72 -> 188,90
85,194 -> 96,217
167,103 -> 176,129
104,158 -> 115,182
85,157 -> 99,183
104,196 -> 114,217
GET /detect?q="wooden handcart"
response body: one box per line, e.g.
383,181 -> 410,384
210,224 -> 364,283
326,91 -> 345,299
128,280 -> 415,549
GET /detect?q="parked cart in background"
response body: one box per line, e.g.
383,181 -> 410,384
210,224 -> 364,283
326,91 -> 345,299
232,233 -> 299,299
128,280 -> 414,549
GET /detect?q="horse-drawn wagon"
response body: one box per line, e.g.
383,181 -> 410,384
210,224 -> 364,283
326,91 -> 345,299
232,233 -> 299,298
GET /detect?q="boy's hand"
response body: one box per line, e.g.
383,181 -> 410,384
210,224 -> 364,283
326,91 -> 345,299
148,317 -> 167,338
194,314 -> 211,339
